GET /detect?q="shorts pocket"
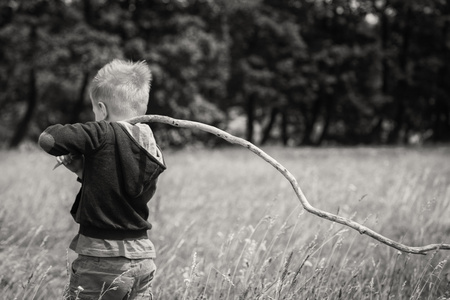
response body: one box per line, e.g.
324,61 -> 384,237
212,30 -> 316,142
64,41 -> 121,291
130,259 -> 157,299
68,256 -> 134,300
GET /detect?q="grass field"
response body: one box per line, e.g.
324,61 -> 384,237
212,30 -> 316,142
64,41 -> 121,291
1,145 -> 450,299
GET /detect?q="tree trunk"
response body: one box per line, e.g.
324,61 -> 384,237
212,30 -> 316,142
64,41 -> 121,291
387,85 -> 405,144
260,106 -> 279,145
9,23 -> 38,148
301,95 -> 323,145
70,72 -> 90,123
374,0 -> 390,143
434,3 -> 450,142
0,66 -> 14,113
9,68 -> 37,148
380,3 -> 390,96
316,98 -> 332,146
433,101 -> 450,142
388,4 -> 412,144
245,94 -> 255,143
368,117 -> 383,144
83,0 -> 93,25
281,108 -> 288,146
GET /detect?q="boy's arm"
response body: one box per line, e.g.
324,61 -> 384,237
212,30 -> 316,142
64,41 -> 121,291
38,121 -> 108,156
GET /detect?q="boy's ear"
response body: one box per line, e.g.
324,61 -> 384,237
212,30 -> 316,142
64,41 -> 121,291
98,102 -> 108,120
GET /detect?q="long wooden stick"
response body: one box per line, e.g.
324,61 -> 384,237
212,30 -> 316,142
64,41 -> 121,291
126,114 -> 450,255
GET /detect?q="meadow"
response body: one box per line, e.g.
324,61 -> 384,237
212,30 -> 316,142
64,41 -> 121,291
1,145 -> 450,299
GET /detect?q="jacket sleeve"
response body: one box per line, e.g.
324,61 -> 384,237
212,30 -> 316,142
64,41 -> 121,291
38,121 -> 109,156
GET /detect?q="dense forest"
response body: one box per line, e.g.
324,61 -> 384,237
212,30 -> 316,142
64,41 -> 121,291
1,0 -> 449,147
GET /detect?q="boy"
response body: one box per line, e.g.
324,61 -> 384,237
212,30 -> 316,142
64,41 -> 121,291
38,59 -> 166,300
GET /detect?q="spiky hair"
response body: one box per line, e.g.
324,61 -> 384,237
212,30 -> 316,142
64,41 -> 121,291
90,59 -> 152,117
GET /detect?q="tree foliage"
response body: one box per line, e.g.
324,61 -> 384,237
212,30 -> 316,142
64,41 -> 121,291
0,0 -> 449,147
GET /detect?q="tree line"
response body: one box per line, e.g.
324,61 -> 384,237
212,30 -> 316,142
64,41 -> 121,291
1,0 -> 449,148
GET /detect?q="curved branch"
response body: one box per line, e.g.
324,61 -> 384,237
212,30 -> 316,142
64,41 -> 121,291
126,114 -> 450,255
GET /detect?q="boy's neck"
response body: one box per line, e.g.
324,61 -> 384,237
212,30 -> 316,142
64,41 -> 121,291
107,113 -> 137,122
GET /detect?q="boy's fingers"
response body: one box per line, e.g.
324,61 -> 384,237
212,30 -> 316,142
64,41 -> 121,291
56,155 -> 73,166
53,154 -> 83,170
65,155 -> 73,164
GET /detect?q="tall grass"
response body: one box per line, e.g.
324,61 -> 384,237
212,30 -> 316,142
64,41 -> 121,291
1,145 -> 449,299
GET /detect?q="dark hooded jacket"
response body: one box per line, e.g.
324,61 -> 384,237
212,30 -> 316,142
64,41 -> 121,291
38,120 -> 166,240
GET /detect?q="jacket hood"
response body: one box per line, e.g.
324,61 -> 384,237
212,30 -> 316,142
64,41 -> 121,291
112,122 -> 166,198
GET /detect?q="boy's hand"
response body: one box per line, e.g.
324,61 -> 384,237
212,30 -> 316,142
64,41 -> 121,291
54,154 -> 84,179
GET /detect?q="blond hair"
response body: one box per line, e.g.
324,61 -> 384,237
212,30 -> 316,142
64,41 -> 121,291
90,59 -> 152,117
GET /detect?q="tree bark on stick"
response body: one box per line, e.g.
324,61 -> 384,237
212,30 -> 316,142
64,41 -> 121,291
126,114 -> 450,255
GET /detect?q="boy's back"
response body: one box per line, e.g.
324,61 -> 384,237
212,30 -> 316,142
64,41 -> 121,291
40,120 -> 165,238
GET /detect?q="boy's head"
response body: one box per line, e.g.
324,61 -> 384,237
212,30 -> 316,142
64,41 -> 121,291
90,59 -> 152,121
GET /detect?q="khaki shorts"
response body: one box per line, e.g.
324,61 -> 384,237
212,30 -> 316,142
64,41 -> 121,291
67,255 -> 156,300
